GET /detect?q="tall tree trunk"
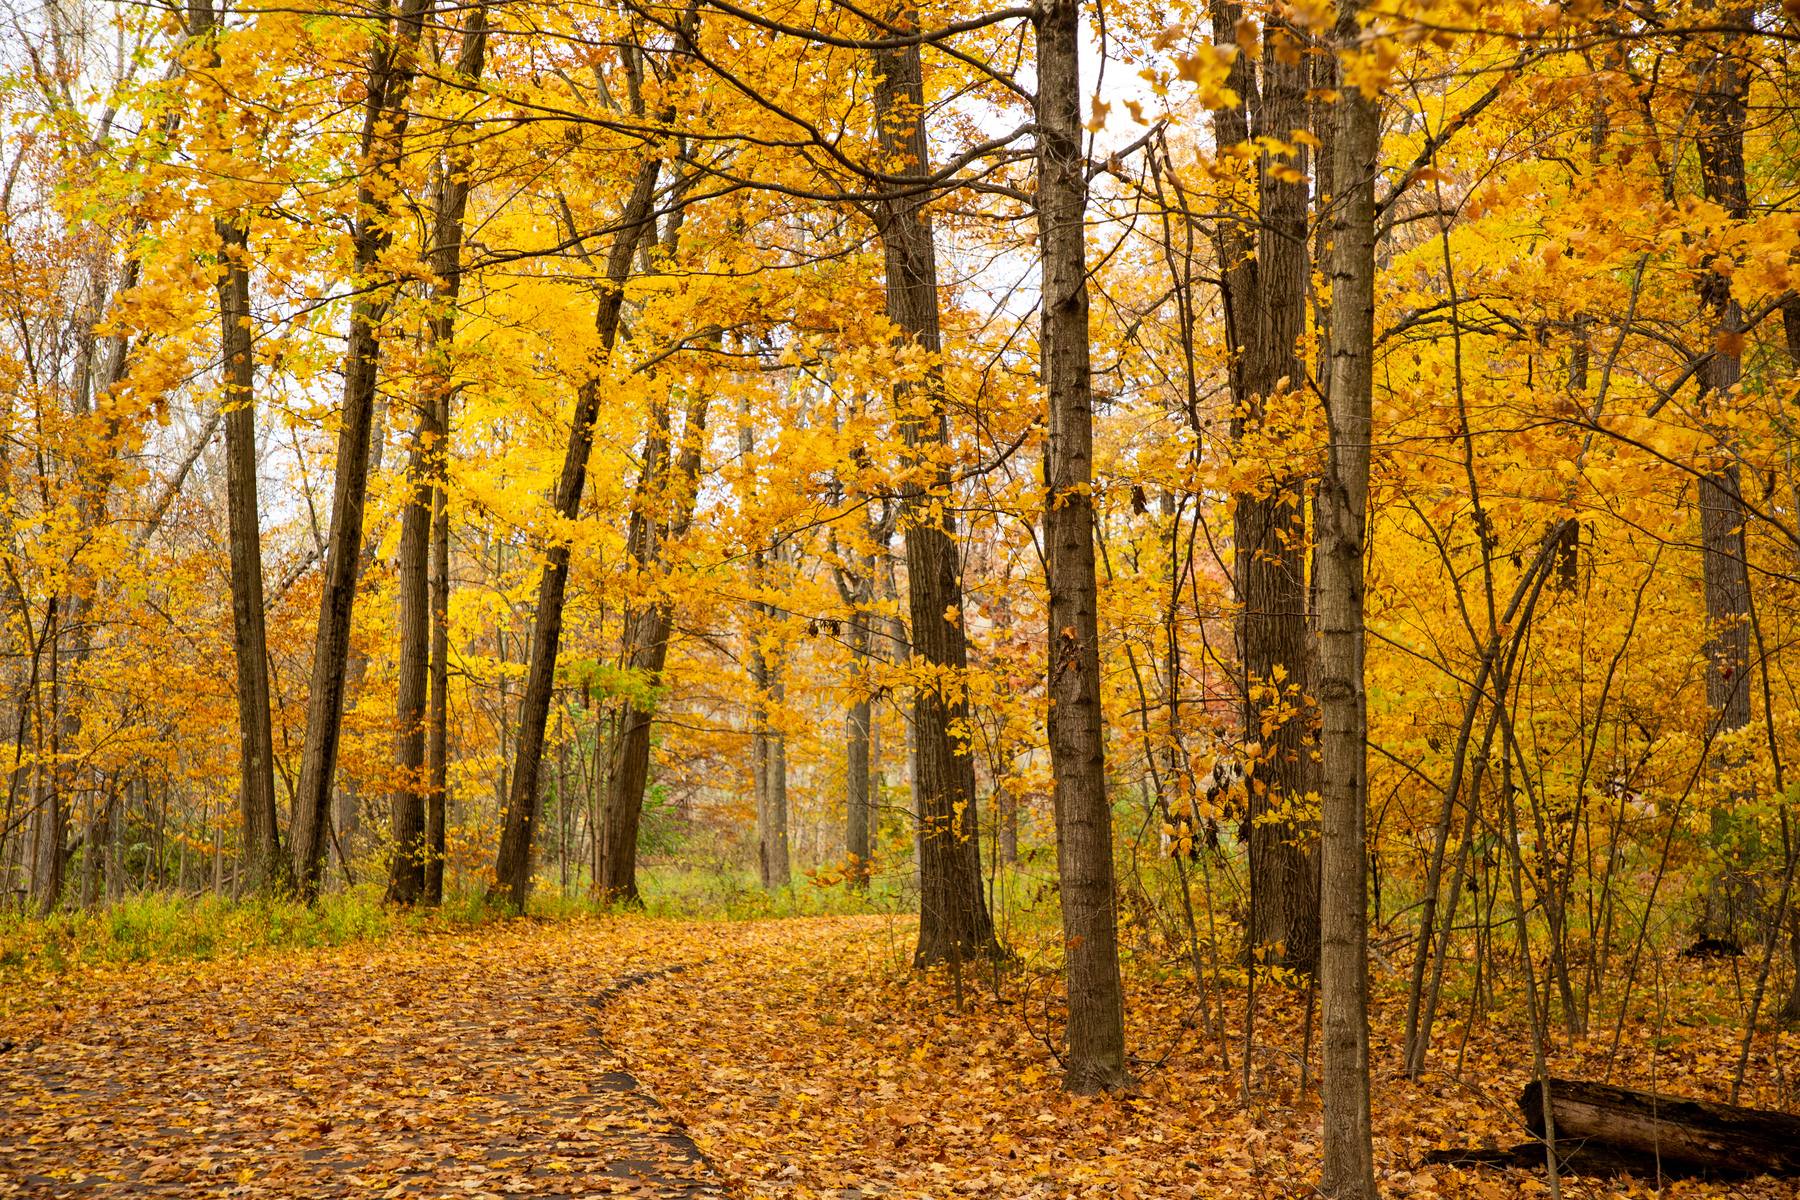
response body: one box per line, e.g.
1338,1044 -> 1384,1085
1780,152 -> 1800,1032
290,0 -> 433,896
747,601 -> 782,889
185,0 -> 283,898
598,382 -> 709,903
845,611 -> 874,885
1034,0 -> 1130,1092
874,5 -> 998,967
767,656 -> 791,885
879,545 -> 920,892
425,387 -> 452,903
57,197 -> 150,911
392,4 -> 486,905
996,760 -> 1017,867
833,507 -> 888,889
389,400 -> 432,903
1211,0 -> 1319,978
62,286 -> 103,915
218,212 -> 283,895
740,399 -> 786,891
37,605 -> 63,913
488,154 -> 663,910
600,379 -> 676,903
1694,7 -> 1756,942
869,670 -> 885,859
596,169 -> 703,904
757,539 -> 793,889
328,399 -> 388,888
1317,9 -> 1379,1191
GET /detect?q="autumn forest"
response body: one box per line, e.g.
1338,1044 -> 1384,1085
1,0 -> 1799,1194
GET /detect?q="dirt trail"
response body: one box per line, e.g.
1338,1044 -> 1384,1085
0,930 -> 726,1198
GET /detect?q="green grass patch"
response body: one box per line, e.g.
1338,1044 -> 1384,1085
522,858 -> 921,921
0,885 -> 512,990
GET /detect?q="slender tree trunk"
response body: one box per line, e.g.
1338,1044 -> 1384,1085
879,546 -> 920,893
1210,1 -> 1319,978
62,316 -> 102,914
105,780 -> 123,904
183,0 -> 283,898
873,4 -> 998,967
35,605 -> 63,913
1778,126 -> 1800,1026
387,468 -> 431,902
80,793 -> 97,910
740,397 -> 784,891
834,514 -> 886,888
1694,8 -> 1757,943
599,383 -> 709,903
290,0 -> 432,896
997,771 -> 1017,866
767,663 -> 790,886
425,390 -> 452,902
327,398 -> 387,890
846,613 -> 873,886
1316,11 -> 1379,1191
869,678 -> 885,856
217,212 -> 283,895
558,719 -> 569,891
392,5 -> 486,905
754,538 -> 793,890
389,376 -> 433,903
597,177 -> 705,904
389,406 -> 431,902
488,154 -> 662,910
1034,0 -> 1130,1093
748,612 -> 773,886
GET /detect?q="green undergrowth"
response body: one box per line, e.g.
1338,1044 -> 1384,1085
0,885 -> 508,990
0,862 -> 916,992
0,854 -> 1057,999
529,860 -> 920,922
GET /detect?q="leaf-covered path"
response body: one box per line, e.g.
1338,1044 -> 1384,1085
0,920 -> 729,1198
5,912 -> 1796,1200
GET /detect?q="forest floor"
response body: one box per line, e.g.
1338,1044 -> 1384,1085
0,911 -> 1795,1199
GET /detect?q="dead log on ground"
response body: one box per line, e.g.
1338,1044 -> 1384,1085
1520,1077 -> 1800,1177
1425,1078 -> 1800,1180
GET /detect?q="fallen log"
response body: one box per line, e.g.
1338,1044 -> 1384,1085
1520,1077 -> 1800,1178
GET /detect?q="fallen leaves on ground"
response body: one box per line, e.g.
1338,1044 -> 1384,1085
2,912 -> 1795,1200
0,919 -> 726,1198
597,914 -> 1800,1200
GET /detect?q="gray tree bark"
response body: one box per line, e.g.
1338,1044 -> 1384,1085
741,400 -> 790,892
217,210 -> 283,896
1695,9 -> 1752,843
873,8 -> 997,966
833,500 -> 891,888
599,380 -> 708,904
767,661 -> 790,885
392,4 -> 486,905
1692,9 -> 1759,955
425,388 -> 452,903
838,564 -> 876,886
488,154 -> 663,909
1209,0 -> 1320,978
1034,0 -> 1131,1093
846,620 -> 874,882
290,0 -> 433,896
1316,7 -> 1379,1191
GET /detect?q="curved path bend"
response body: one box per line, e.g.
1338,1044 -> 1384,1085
0,938 -> 723,1199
